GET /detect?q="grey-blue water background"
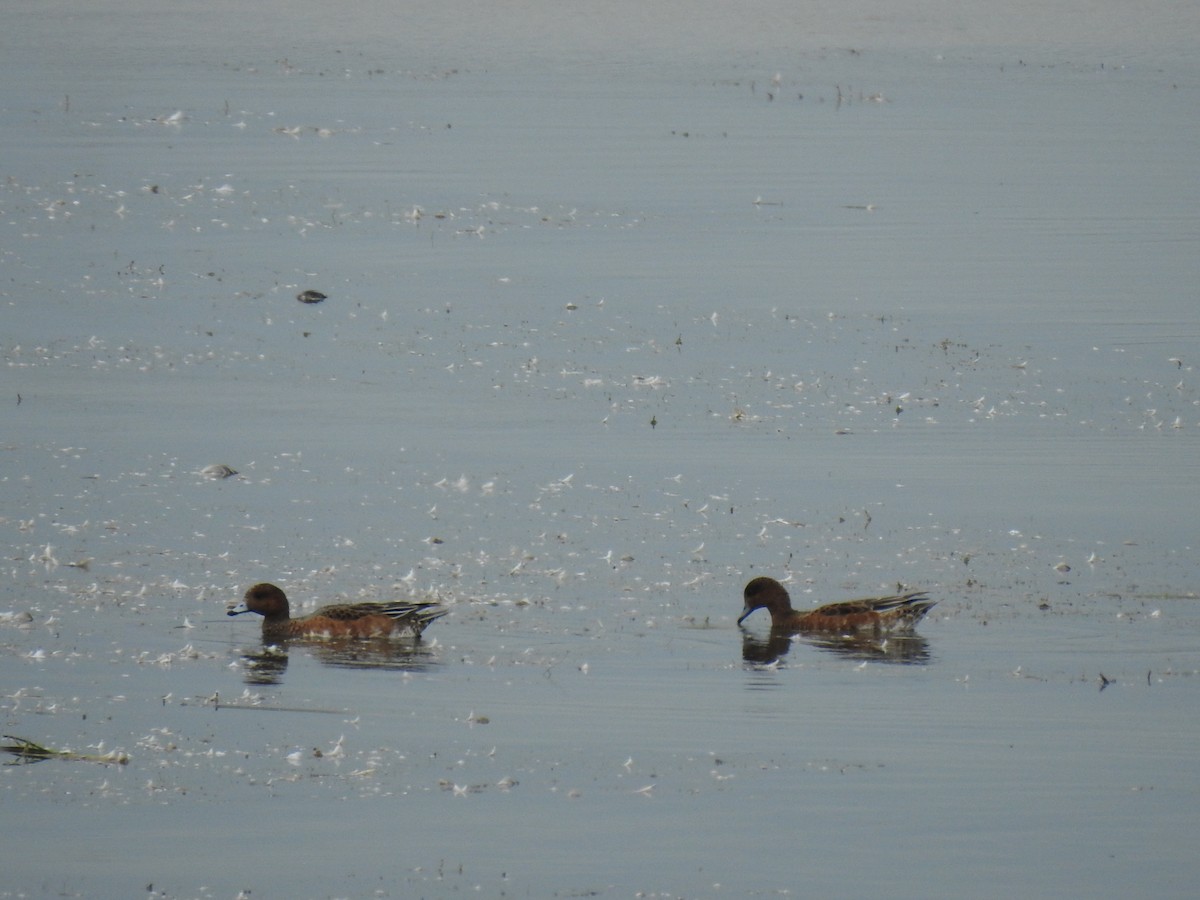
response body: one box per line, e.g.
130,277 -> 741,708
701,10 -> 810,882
3,2 -> 1198,897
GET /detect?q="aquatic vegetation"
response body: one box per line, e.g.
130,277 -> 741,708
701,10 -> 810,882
2,735 -> 129,766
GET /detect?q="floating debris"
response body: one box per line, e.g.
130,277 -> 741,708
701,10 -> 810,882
2,735 -> 128,766
296,289 -> 327,304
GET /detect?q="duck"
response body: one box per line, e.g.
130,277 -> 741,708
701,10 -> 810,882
737,576 -> 935,634
227,583 -> 447,640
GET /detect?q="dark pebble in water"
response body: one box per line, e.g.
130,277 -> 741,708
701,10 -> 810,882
296,290 -> 327,304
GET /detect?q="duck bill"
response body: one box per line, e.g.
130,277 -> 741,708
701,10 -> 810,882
737,604 -> 754,626
226,601 -> 250,617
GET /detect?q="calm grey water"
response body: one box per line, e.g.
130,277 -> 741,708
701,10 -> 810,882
3,2 -> 1199,898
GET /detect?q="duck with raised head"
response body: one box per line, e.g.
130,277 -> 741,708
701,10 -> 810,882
228,583 -> 447,640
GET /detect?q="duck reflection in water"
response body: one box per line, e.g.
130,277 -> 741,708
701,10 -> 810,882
237,638 -> 444,685
741,629 -> 933,666
738,576 -> 936,666
239,644 -> 290,685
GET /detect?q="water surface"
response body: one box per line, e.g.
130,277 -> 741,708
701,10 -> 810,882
2,2 -> 1198,897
